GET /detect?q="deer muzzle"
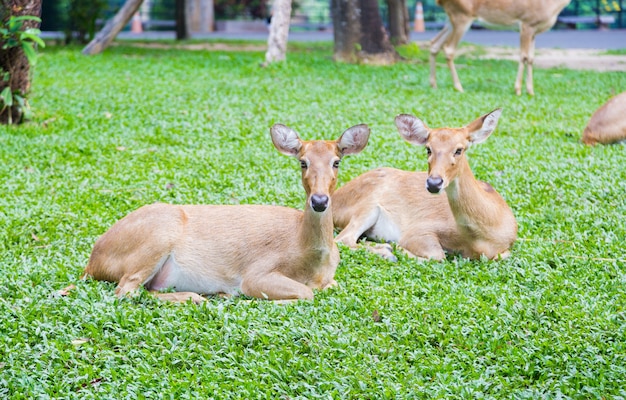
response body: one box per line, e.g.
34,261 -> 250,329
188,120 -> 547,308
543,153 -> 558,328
426,176 -> 444,194
310,194 -> 330,212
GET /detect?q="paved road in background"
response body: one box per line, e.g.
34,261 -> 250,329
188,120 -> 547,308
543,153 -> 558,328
116,28 -> 626,50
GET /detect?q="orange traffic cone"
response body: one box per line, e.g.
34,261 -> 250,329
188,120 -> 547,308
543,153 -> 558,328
131,13 -> 143,34
414,2 -> 425,32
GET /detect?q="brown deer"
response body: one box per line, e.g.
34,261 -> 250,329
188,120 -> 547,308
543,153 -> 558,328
81,123 -> 370,303
333,108 -> 517,261
429,0 -> 571,95
582,91 -> 626,145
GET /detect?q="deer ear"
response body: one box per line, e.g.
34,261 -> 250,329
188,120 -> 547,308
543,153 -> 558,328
271,124 -> 302,157
395,114 -> 430,146
468,108 -> 502,145
338,124 -> 370,155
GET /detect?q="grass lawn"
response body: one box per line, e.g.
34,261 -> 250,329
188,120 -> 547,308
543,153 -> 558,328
1,39 -> 625,398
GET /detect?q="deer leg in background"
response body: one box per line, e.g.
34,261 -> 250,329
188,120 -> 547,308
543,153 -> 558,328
429,24 -> 452,88
516,25 -> 537,96
443,17 -> 473,92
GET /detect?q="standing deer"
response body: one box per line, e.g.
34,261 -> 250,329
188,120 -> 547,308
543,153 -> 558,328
81,124 -> 370,303
582,91 -> 626,145
333,108 -> 517,261
430,0 -> 571,95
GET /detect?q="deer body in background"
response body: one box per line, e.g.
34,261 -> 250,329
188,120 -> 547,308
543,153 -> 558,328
81,124 -> 370,303
333,109 -> 517,261
430,0 -> 571,95
582,91 -> 626,145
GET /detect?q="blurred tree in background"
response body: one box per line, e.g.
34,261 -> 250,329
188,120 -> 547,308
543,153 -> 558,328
0,0 -> 43,124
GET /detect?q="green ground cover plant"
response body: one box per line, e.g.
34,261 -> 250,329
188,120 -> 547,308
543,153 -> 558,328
1,40 -> 625,398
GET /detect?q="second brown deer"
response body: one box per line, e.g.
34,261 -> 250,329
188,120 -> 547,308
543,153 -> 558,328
430,0 -> 571,95
81,123 -> 370,303
582,91 -> 626,145
333,108 -> 517,261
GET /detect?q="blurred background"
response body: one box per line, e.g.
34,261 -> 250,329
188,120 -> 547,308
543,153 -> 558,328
40,0 -> 624,43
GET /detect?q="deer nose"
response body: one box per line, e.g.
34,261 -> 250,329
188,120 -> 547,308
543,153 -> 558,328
426,176 -> 444,194
310,194 -> 330,212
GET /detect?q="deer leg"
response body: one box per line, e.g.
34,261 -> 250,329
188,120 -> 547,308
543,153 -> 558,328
152,291 -> 206,304
525,35 -> 536,96
399,235 -> 446,261
241,271 -> 314,301
442,18 -> 473,93
335,206 -> 395,261
335,205 -> 381,249
115,270 -> 156,298
516,26 -> 536,96
429,24 -> 451,89
514,61 -> 525,96
113,253 -> 171,298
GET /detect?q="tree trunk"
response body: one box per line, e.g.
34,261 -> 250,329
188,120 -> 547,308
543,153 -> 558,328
387,0 -> 409,45
331,0 -> 399,64
187,0 -> 214,33
265,0 -> 292,64
0,0 -> 42,124
82,0 -> 144,55
175,0 -> 189,40
331,0 -> 361,63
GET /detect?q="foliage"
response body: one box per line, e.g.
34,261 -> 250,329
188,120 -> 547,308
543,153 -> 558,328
0,15 -> 45,124
64,0 -> 107,44
214,0 -> 270,20
562,0 -> 622,14
147,0 -> 175,21
1,40 -> 626,398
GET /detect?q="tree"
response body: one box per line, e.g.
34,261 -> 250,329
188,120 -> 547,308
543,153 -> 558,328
331,0 -> 399,64
187,0 -> 214,34
175,0 -> 189,40
387,0 -> 410,45
264,0 -> 292,64
83,0 -> 143,55
0,0 -> 42,124
82,0 -> 143,55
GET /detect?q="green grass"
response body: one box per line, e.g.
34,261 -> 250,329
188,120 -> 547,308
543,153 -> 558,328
606,48 -> 626,55
1,40 -> 626,398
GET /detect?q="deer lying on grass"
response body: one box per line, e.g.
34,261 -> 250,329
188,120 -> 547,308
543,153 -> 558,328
81,124 -> 370,303
582,91 -> 626,145
430,0 -> 571,95
333,108 -> 517,261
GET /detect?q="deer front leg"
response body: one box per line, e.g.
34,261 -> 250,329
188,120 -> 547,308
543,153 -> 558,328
335,205 -> 381,249
442,18 -> 473,93
115,265 -> 162,298
445,49 -> 463,92
514,61 -> 525,96
241,271 -> 314,301
399,234 -> 446,261
335,205 -> 396,261
525,37 -> 536,96
429,24 -> 451,89
517,26 -> 536,96
153,291 -> 206,304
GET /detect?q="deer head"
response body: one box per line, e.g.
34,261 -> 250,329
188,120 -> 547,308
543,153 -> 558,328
271,124 -> 370,212
395,108 -> 502,194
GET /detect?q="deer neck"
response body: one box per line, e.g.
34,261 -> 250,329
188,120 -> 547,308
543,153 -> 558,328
299,205 -> 335,254
444,158 -> 498,227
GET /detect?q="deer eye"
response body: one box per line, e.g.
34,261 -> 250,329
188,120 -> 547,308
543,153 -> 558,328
300,160 -> 308,169
333,160 -> 340,169
454,148 -> 463,156
426,147 -> 432,156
